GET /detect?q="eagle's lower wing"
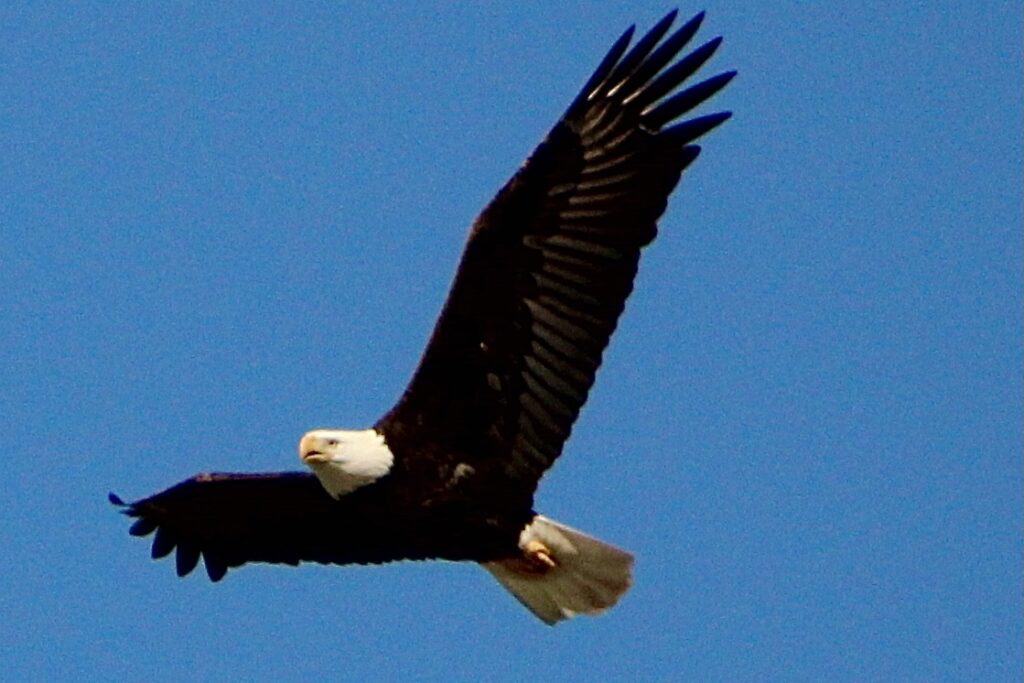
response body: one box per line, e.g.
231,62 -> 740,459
376,11 -> 733,488
111,472 -> 421,581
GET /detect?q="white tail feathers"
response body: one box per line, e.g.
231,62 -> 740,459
481,515 -> 634,625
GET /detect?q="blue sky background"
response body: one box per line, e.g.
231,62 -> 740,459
1,2 -> 1020,680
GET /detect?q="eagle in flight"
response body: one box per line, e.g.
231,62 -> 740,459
111,9 -> 734,625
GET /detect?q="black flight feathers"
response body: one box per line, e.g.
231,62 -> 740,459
565,9 -> 734,137
109,473 -> 331,582
110,487 -> 221,580
375,8 -> 734,482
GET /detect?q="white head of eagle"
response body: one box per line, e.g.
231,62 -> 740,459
299,428 -> 394,498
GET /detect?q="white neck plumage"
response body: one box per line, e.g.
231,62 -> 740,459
298,428 -> 395,498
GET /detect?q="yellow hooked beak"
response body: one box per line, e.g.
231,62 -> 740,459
299,432 -> 331,464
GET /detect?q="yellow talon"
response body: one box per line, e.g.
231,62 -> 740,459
525,540 -> 557,570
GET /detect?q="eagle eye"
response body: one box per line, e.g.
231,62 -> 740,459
326,439 -> 339,447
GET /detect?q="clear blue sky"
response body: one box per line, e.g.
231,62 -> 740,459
1,2 -> 1020,680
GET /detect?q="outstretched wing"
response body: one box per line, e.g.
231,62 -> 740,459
376,11 -> 733,488
111,472 -> 430,581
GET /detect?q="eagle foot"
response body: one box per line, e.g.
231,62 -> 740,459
524,539 -> 557,572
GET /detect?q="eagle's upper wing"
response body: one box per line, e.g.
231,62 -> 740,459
375,11 -> 733,488
110,472 -> 431,581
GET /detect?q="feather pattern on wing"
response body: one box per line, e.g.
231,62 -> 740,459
110,473 -> 452,581
376,10 -> 734,489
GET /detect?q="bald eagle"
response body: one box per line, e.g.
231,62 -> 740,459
111,9 -> 733,625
